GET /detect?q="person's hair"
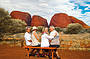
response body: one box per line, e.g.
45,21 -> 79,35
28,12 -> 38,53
26,26 -> 30,30
50,26 -> 55,30
42,27 -> 48,33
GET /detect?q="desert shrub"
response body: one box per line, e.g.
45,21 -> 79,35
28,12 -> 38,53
0,8 -> 26,39
63,28 -> 69,34
79,29 -> 86,33
79,28 -> 90,33
55,27 -> 63,32
86,28 -> 90,33
65,23 -> 84,34
37,26 -> 45,32
0,19 -> 26,38
0,8 -> 11,38
8,19 -> 26,33
0,8 -> 9,18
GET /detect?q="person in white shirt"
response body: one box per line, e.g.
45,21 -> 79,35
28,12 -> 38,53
49,26 -> 60,59
41,27 -> 53,47
31,26 -> 40,56
49,26 -> 60,46
41,27 -> 53,56
24,27 -> 32,46
24,27 -> 33,56
31,26 -> 40,47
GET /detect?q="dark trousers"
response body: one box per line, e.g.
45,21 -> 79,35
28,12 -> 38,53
50,45 -> 60,51
31,44 -> 40,53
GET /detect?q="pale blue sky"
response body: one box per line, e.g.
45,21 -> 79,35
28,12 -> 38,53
0,0 -> 90,25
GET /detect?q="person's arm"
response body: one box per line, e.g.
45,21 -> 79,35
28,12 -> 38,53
24,34 -> 32,42
48,31 -> 58,40
45,34 -> 53,43
46,34 -> 54,40
28,40 -> 32,42
33,32 -> 39,40
54,32 -> 57,37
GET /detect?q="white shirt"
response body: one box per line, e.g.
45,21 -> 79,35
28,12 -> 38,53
41,33 -> 53,47
50,30 -> 60,45
24,32 -> 32,46
31,31 -> 40,46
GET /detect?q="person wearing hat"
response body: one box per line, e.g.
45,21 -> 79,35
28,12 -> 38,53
31,26 -> 40,46
31,26 -> 40,56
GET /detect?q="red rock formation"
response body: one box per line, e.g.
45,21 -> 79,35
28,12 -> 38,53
50,13 -> 72,28
50,13 -> 90,28
69,16 -> 90,28
10,11 -> 32,26
31,15 -> 48,27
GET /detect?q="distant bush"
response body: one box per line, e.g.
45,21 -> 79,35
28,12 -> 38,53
63,28 -> 69,34
79,29 -> 86,33
0,8 -> 9,18
0,8 -> 26,39
37,26 -> 45,32
55,27 -> 63,32
65,23 -> 84,34
8,19 -> 26,33
0,19 -> 26,38
0,8 -> 11,38
86,28 -> 90,33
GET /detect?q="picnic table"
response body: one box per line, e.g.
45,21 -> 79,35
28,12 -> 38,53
24,46 -> 57,59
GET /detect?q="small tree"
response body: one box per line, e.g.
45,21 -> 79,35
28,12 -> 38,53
55,27 -> 63,32
37,26 -> 45,32
66,23 -> 84,34
0,8 -> 26,39
63,28 -> 69,34
86,28 -> 90,33
0,8 -> 11,39
8,19 -> 26,33
0,8 -> 9,18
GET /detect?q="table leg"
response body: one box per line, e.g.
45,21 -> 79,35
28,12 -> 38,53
25,48 -> 29,57
52,50 -> 54,59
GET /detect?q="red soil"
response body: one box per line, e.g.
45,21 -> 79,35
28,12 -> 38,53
0,44 -> 90,59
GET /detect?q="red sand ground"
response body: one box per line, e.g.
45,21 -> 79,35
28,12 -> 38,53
0,44 -> 90,59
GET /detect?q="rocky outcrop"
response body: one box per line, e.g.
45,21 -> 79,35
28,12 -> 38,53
69,16 -> 90,28
31,15 -> 48,27
10,11 -> 90,28
50,13 -> 72,28
10,11 -> 32,26
50,13 -> 90,28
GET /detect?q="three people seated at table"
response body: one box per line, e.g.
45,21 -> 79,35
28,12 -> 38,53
24,26 -> 60,59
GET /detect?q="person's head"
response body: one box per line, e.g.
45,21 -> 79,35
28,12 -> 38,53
32,26 -> 38,31
26,27 -> 31,33
49,26 -> 55,32
43,27 -> 48,33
